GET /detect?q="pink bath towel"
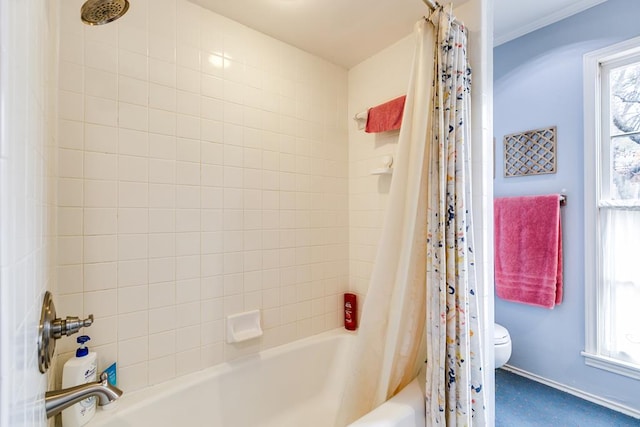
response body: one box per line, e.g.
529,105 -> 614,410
365,95 -> 406,133
494,195 -> 563,309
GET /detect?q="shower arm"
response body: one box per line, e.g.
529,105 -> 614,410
422,0 -> 440,11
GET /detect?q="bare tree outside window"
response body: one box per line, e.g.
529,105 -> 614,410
611,63 -> 640,199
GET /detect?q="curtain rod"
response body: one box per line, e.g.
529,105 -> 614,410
422,0 -> 440,11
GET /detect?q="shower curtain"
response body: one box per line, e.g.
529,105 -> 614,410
337,6 -> 485,427
425,9 -> 486,426
336,17 -> 435,426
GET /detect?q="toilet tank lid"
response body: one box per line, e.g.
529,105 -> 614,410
494,323 -> 510,344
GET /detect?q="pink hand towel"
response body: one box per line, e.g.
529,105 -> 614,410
494,195 -> 563,309
365,95 -> 406,133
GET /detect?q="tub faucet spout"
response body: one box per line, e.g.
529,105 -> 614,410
45,372 -> 123,419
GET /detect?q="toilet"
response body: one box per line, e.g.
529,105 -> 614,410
494,323 -> 512,368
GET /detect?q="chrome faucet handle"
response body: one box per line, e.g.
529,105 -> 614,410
51,314 -> 94,339
38,292 -> 95,373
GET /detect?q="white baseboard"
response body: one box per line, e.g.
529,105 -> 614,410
500,365 -> 640,420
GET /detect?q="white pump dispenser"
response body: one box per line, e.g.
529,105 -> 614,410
61,335 -> 97,426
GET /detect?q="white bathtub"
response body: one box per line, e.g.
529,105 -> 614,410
90,329 -> 424,427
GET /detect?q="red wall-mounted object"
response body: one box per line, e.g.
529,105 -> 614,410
344,293 -> 358,331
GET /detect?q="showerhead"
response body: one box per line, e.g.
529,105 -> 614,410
81,0 -> 129,26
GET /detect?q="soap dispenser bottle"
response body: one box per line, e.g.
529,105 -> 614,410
61,335 -> 97,426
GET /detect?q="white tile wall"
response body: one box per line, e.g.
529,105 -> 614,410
347,35 -> 416,298
56,0 -> 349,392
0,0 -> 58,426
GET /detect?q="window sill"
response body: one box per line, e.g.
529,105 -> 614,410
582,351 -> 640,380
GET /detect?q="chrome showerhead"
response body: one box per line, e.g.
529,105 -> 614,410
81,0 -> 129,26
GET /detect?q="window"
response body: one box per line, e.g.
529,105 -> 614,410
584,36 -> 640,379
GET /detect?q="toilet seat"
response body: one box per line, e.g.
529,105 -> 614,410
494,323 -> 510,345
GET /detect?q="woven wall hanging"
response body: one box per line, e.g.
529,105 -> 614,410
503,126 -> 557,177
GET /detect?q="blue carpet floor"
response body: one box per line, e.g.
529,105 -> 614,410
496,369 -> 640,426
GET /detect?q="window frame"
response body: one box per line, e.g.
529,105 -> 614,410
583,35 -> 640,380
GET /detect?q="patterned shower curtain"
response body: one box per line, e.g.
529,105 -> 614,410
425,8 -> 486,426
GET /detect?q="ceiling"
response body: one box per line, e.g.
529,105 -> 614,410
494,0 -> 607,46
190,0 -> 609,69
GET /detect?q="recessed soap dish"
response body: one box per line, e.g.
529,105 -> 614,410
226,310 -> 263,343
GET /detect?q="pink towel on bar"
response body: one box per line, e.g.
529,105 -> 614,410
365,95 -> 406,133
494,194 -> 563,309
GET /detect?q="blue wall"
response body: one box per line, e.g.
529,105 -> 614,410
494,0 -> 640,413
